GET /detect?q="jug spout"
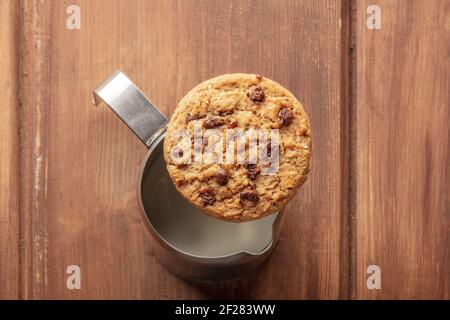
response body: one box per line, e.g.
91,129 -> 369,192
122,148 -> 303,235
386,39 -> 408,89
93,70 -> 168,147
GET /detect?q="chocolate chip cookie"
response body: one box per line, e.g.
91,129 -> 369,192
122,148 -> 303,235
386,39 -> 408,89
163,73 -> 311,222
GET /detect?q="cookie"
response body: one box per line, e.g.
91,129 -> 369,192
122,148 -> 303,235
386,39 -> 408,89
163,73 -> 311,222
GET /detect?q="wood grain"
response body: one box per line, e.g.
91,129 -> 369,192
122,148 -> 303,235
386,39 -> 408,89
18,0 -> 348,299
0,1 -> 19,300
353,0 -> 450,299
6,0 -> 448,300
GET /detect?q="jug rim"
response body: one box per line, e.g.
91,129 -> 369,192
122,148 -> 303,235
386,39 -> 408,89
136,130 -> 281,260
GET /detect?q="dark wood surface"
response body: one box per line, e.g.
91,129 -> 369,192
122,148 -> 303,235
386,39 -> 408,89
353,0 -> 449,299
0,0 -> 19,300
0,0 -> 448,299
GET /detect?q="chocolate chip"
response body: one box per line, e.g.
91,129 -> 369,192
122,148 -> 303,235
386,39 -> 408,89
248,85 -> 265,103
240,187 -> 259,203
172,146 -> 183,158
233,131 -> 244,141
203,117 -> 225,129
215,168 -> 229,186
299,127 -> 309,136
199,189 -> 215,206
246,164 -> 261,180
266,139 -> 279,157
218,110 -> 233,116
278,107 -> 294,126
227,119 -> 238,129
186,114 -> 205,123
202,137 -> 209,150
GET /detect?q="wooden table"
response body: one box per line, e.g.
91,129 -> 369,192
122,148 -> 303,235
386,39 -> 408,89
0,0 -> 448,299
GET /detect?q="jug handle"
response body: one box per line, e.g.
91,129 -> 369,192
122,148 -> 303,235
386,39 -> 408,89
92,70 -> 168,147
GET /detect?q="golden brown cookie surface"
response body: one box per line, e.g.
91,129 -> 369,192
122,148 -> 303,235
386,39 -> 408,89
163,73 -> 311,222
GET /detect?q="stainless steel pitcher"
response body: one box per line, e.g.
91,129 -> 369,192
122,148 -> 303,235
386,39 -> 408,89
93,71 -> 285,281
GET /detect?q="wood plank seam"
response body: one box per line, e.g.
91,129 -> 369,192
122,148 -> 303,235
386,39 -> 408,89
348,0 -> 358,300
339,0 -> 353,300
18,0 -> 53,299
18,0 -> 26,300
